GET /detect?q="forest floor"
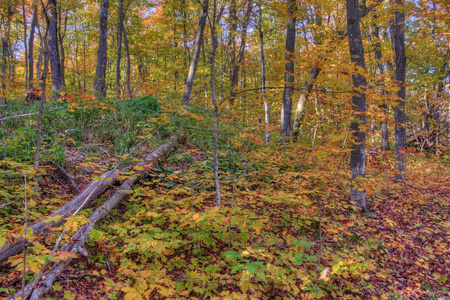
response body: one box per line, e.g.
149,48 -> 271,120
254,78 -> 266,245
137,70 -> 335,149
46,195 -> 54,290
0,98 -> 449,299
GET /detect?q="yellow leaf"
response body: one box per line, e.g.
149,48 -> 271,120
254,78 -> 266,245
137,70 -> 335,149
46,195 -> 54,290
56,251 -> 77,261
134,165 -> 145,172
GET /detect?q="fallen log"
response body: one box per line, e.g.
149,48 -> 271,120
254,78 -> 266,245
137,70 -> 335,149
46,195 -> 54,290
14,135 -> 183,300
0,169 -> 120,264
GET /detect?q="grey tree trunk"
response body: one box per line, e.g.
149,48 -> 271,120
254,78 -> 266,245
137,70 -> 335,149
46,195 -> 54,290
181,0 -> 208,105
280,0 -> 297,140
258,1 -> 270,145
210,0 -> 222,208
391,0 -> 407,182
22,4 -> 28,92
1,37 -> 7,107
48,0 -> 63,92
347,0 -> 367,210
292,65 -> 321,141
58,4 -> 67,88
123,25 -> 132,98
28,3 -> 38,90
0,3 -> 12,108
116,0 -> 124,99
229,0 -> 253,106
93,0 -> 110,99
372,22 -> 390,151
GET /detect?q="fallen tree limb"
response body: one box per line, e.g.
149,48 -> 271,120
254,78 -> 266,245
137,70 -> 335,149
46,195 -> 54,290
14,135 -> 184,300
52,161 -> 81,194
0,169 -> 120,264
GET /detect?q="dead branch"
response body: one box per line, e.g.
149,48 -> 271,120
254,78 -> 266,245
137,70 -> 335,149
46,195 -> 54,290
52,161 -> 81,194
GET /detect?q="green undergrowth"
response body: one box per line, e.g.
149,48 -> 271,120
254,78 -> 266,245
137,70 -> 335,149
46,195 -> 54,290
0,96 -> 160,163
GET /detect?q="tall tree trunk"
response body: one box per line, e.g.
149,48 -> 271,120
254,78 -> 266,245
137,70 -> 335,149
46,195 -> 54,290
391,0 -> 407,182
182,0 -> 190,83
34,15 -> 50,204
94,0 -> 110,98
292,65 -> 321,140
347,0 -> 367,210
372,21 -> 390,151
22,3 -> 28,93
0,2 -> 12,108
28,3 -> 38,90
1,37 -> 7,107
210,0 -> 221,209
48,0 -> 62,92
258,0 -> 270,145
280,0 -> 297,140
181,0 -> 208,105
58,4 -> 67,88
116,0 -> 124,99
123,25 -> 132,98
229,0 -> 253,107
83,39 -> 86,91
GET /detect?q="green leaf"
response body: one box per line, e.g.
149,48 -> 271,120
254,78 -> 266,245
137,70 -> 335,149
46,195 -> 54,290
230,264 -> 245,274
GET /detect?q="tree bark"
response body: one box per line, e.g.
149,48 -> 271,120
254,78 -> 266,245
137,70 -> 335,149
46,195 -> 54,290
292,65 -> 321,140
181,0 -> 208,105
28,3 -> 38,90
123,25 -> 132,98
280,0 -> 297,140
58,4 -> 67,88
93,0 -> 110,98
391,0 -> 407,182
210,0 -> 222,208
116,0 -> 124,99
258,0 -> 270,145
1,37 -> 7,107
372,21 -> 390,151
229,0 -> 253,107
48,0 -> 63,92
22,3 -> 28,93
347,0 -> 367,210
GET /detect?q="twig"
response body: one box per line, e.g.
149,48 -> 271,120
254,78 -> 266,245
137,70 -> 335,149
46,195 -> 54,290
0,202 -> 11,209
52,161 -> 81,194
0,112 -> 38,122
22,173 -> 28,299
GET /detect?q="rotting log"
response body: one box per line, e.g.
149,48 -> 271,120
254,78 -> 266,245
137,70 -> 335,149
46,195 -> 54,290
14,135 -> 183,300
0,170 -> 119,264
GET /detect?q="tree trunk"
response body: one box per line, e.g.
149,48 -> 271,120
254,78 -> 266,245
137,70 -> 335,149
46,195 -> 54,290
1,37 -> 7,107
58,4 -> 67,88
48,0 -> 63,92
229,0 -> 253,107
210,0 -> 221,208
93,0 -> 110,98
258,1 -> 270,145
280,0 -> 297,140
181,0 -> 208,105
123,25 -> 132,98
391,0 -> 407,182
372,21 -> 390,151
292,65 -> 321,140
182,0 -> 190,83
347,0 -> 367,210
22,3 -> 28,93
28,3 -> 38,90
116,0 -> 124,99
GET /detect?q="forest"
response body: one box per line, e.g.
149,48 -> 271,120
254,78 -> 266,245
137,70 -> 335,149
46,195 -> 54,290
0,0 -> 449,298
